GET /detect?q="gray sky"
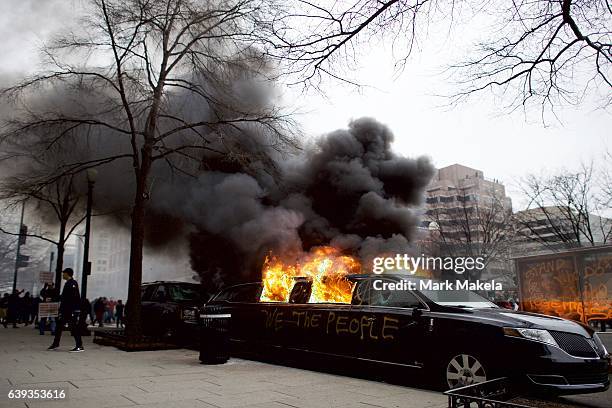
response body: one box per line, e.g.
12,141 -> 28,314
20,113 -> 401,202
1,0 -> 610,210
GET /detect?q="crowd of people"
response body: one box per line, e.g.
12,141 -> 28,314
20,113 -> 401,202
0,289 -> 44,328
0,285 -> 125,331
90,296 -> 125,328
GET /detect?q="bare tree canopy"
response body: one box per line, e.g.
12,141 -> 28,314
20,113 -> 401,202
0,130 -> 101,288
269,0 -> 611,111
0,0 -> 299,338
452,0 -> 611,113
515,161 -> 612,252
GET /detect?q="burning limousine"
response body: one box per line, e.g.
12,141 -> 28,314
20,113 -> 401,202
202,273 -> 610,394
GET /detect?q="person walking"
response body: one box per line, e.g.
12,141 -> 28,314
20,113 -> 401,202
20,292 -> 32,325
108,298 -> 116,323
7,289 -> 23,328
104,298 -> 111,324
47,269 -> 83,352
47,283 -> 59,335
80,298 -> 92,326
94,297 -> 105,327
39,284 -> 50,334
115,300 -> 124,328
0,293 -> 8,328
31,293 -> 40,327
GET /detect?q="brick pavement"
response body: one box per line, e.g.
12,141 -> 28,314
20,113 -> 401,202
0,327 -> 447,408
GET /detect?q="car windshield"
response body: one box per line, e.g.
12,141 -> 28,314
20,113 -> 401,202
419,289 -> 498,308
168,285 -> 204,302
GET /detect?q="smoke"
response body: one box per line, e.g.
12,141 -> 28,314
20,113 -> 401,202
152,117 -> 435,288
1,60 -> 434,292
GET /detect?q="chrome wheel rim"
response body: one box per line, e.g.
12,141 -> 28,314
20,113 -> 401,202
446,354 -> 487,388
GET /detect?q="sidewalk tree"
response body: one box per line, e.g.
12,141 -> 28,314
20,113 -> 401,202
0,174 -> 85,290
0,0 -> 297,339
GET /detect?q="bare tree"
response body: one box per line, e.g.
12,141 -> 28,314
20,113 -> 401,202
0,230 -> 17,290
0,173 -> 85,289
515,162 -> 612,252
0,0 -> 297,339
602,150 -> 612,207
268,1 -> 610,111
425,186 -> 514,281
268,0 -> 434,87
451,0 -> 611,114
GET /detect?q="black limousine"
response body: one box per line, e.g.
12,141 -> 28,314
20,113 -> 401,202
200,274 -> 610,394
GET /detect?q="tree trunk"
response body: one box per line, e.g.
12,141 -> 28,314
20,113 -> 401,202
124,68 -> 161,339
54,222 -> 66,289
125,149 -> 152,340
125,173 -> 146,338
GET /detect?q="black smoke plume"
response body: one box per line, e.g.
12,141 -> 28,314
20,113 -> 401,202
1,76 -> 434,291
152,117 -> 435,289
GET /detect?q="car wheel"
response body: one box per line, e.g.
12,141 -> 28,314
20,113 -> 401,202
445,353 -> 487,389
163,327 -> 176,339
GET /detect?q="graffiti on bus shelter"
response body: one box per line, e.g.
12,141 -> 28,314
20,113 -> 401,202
517,249 -> 612,323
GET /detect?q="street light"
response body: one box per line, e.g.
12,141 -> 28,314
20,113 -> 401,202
81,169 -> 97,302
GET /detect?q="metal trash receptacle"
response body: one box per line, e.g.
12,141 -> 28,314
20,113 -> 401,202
199,305 -> 231,364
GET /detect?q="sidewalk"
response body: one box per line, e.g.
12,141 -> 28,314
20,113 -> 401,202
0,327 -> 447,408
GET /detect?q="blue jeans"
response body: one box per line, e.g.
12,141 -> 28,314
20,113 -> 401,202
39,317 -> 56,335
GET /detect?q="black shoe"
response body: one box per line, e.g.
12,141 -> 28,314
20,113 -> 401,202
69,347 -> 84,353
47,344 -> 59,350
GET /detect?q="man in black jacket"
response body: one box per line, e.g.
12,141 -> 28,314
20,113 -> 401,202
48,268 -> 83,352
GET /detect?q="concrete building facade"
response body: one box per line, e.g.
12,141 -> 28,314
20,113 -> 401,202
422,164 -> 514,283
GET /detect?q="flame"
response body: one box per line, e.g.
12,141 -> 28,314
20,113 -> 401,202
261,246 -> 361,303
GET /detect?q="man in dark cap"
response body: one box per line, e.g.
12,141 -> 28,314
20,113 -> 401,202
47,268 -> 83,352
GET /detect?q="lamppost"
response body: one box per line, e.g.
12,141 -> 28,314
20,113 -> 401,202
81,169 -> 97,302
12,200 -> 26,293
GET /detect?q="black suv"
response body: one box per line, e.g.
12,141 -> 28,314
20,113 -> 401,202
141,281 -> 209,340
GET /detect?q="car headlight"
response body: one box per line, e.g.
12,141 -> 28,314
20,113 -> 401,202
593,333 -> 609,356
503,327 -> 558,347
182,308 -> 196,320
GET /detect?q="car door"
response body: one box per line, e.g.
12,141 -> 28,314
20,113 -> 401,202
350,277 -> 427,368
284,279 -> 355,357
151,284 -> 175,334
226,284 -> 263,344
140,284 -> 157,332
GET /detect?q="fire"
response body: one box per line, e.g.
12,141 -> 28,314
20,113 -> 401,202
261,246 -> 361,303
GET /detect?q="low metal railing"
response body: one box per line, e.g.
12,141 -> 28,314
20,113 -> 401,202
444,378 -> 532,408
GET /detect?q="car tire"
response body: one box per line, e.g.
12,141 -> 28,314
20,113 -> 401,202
442,352 -> 489,389
163,326 -> 176,339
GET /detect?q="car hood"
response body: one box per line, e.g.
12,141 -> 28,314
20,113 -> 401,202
461,308 -> 593,337
172,299 -> 204,307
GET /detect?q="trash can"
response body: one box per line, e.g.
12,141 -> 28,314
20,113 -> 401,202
199,305 -> 231,364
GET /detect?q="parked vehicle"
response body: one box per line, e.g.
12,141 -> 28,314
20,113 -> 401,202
141,281 -> 208,340
201,275 -> 610,394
